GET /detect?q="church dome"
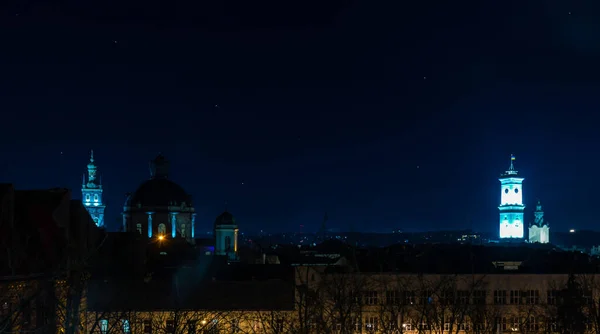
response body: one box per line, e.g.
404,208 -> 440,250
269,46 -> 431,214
214,211 -> 236,226
129,178 -> 191,207
126,154 -> 191,208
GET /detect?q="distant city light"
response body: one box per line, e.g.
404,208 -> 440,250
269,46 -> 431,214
569,229 -> 575,233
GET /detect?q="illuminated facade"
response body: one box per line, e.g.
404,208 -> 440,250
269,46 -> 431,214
122,154 -> 195,243
529,200 -> 550,244
214,211 -> 239,261
82,150 -> 105,227
499,155 -> 525,239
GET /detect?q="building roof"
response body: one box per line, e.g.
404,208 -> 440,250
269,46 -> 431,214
214,211 -> 235,226
128,178 -> 192,208
349,244 -> 600,274
87,264 -> 295,312
125,154 -> 192,208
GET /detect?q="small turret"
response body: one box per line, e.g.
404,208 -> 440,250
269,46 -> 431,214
150,154 -> 170,179
528,199 -> 550,244
86,150 -> 99,188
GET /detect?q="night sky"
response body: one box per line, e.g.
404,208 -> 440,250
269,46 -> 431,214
1,0 -> 599,234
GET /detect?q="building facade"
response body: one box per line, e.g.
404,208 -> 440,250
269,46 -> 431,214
82,150 -> 106,228
122,154 -> 196,243
529,200 -> 550,244
499,155 -> 525,239
85,265 -> 600,334
214,211 -> 239,261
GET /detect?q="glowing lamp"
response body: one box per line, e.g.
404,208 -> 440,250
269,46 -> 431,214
158,235 -> 164,240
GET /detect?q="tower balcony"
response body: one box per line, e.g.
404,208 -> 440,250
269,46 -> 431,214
498,205 -> 525,211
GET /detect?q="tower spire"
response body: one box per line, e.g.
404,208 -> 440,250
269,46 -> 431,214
82,150 -> 106,228
509,154 -> 515,170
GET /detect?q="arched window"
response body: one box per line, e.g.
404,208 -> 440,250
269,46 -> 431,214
121,319 -> 130,333
225,236 -> 231,251
99,320 -> 108,334
158,223 -> 166,235
94,194 -> 99,202
181,224 -> 186,238
85,194 -> 90,202
136,223 -> 142,235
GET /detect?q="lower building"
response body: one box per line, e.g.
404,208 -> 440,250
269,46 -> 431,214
529,200 -> 550,244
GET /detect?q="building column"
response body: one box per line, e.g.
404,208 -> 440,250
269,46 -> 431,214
191,213 -> 196,239
171,212 -> 178,238
122,213 -> 130,232
147,212 -> 154,238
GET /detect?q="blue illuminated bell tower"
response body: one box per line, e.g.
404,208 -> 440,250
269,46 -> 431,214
82,150 -> 105,227
498,154 -> 525,239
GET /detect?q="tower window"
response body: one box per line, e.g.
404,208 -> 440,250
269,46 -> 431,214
514,188 -> 519,193
225,236 -> 231,251
181,224 -> 186,238
85,194 -> 90,202
158,223 -> 166,235
504,188 -> 509,194
136,223 -> 142,235
94,194 -> 99,202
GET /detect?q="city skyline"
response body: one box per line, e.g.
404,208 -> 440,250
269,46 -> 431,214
7,150 -> 582,235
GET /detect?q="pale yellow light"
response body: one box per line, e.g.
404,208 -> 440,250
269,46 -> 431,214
158,235 -> 164,240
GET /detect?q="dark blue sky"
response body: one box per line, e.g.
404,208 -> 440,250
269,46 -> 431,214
1,0 -> 599,234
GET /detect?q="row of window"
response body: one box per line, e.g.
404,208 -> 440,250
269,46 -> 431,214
355,289 -> 584,306
99,319 -> 224,334
96,316 -> 594,334
309,316 -> 562,333
134,223 -> 188,237
85,193 -> 100,202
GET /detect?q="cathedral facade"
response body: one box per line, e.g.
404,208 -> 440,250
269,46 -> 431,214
116,153 -> 239,260
122,154 -> 196,243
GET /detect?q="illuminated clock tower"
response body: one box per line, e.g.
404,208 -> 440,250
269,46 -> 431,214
82,150 -> 105,227
499,154 -> 525,239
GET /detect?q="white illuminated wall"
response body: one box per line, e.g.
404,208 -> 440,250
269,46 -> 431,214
499,177 -> 525,239
529,225 -> 549,244
500,178 -> 524,205
499,212 -> 524,238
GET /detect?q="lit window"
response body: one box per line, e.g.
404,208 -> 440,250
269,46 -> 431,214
85,194 -> 90,202
122,319 -> 130,333
365,291 -> 378,305
158,223 -> 166,235
94,194 -> 99,202
99,319 -> 108,334
136,223 -> 142,235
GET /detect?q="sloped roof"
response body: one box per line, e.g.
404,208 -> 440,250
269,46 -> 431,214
87,264 -> 295,312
